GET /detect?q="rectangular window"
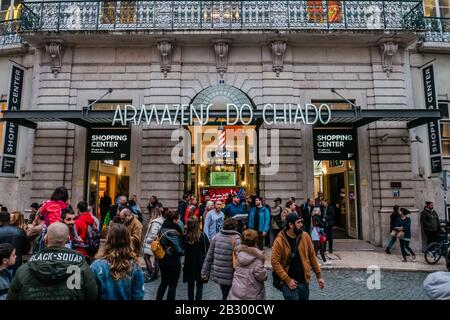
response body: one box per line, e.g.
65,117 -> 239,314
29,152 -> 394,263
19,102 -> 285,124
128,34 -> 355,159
0,101 -> 7,154
439,102 -> 450,156
424,0 -> 438,17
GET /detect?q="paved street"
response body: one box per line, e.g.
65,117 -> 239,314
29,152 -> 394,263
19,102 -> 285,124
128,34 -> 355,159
144,269 -> 431,300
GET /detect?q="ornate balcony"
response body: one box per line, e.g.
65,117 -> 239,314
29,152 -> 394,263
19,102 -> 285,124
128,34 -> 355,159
0,20 -> 22,46
17,0 -> 423,32
423,17 -> 450,42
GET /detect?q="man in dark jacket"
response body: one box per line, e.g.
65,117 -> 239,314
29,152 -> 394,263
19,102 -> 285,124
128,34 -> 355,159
300,198 -> 314,234
99,191 -> 112,228
322,199 -> 335,254
7,222 -> 97,300
0,211 -> 30,274
178,193 -> 191,224
421,201 -> 441,245
385,205 -> 400,254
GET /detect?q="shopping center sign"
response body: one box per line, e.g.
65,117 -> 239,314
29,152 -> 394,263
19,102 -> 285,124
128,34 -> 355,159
87,129 -> 131,160
313,128 -> 356,160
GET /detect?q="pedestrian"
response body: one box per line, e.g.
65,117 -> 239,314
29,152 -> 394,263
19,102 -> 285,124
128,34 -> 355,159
0,211 -> 30,274
183,217 -> 210,300
420,201 -> 441,246
322,199 -> 335,254
185,197 -> 200,225
10,211 -> 27,232
244,196 -> 254,214
300,198 -> 314,234
311,208 -> 330,265
201,218 -> 241,300
224,195 -> 246,233
204,201 -> 225,240
7,222 -> 98,300
142,207 -> 165,282
271,213 -> 324,301
248,196 -> 270,251
199,195 -> 211,224
156,209 -> 184,300
60,207 -> 85,251
178,193 -> 191,225
282,200 -> 296,223
90,223 -> 144,300
385,205 -> 400,254
74,201 -> 97,263
288,197 -> 302,217
394,208 -> 416,262
28,203 -> 40,224
118,209 -> 143,257
314,191 -> 324,208
270,198 -> 283,246
128,195 -> 143,223
228,229 -> 267,300
147,195 -> 163,220
0,243 -> 15,300
99,191 -> 112,231
201,200 -> 214,230
37,186 -> 69,227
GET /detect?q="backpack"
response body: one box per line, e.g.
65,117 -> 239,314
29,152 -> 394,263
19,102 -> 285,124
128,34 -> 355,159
151,230 -> 172,260
85,222 -> 101,256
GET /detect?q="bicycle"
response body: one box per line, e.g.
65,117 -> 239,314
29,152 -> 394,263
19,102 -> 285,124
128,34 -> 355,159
424,232 -> 450,265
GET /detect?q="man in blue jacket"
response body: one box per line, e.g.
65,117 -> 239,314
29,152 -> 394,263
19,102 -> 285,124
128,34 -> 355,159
224,195 -> 246,234
248,196 -> 270,250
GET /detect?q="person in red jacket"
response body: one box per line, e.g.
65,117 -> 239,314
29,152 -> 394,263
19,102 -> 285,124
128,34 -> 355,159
185,197 -> 200,225
37,187 -> 69,227
75,201 -> 95,262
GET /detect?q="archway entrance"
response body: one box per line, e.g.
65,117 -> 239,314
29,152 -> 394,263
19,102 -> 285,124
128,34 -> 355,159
186,85 -> 257,203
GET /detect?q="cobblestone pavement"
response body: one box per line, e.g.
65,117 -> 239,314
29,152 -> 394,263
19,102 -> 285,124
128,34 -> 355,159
144,269 -> 431,300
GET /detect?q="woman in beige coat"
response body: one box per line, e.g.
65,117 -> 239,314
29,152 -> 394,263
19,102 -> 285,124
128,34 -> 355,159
228,229 -> 268,300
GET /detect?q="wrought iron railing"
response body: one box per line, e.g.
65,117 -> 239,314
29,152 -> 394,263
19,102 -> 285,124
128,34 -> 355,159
423,17 -> 450,42
0,20 -> 22,45
17,0 -> 423,32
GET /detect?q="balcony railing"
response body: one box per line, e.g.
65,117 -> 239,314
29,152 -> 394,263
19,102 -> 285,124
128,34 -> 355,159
17,0 -> 424,32
0,20 -> 23,45
423,17 -> 450,42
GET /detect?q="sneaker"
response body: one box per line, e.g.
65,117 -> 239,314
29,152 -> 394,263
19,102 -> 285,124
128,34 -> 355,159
323,260 -> 332,265
411,255 -> 416,262
144,274 -> 154,283
401,258 -> 407,262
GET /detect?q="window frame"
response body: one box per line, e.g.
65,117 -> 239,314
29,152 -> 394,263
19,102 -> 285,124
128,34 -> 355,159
439,101 -> 450,158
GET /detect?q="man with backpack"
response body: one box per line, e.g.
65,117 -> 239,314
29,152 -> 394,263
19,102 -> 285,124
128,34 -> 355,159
271,213 -> 324,301
75,201 -> 100,263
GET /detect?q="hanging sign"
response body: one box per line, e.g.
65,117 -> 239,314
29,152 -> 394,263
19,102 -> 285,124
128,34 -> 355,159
313,128 -> 356,160
87,129 -> 131,160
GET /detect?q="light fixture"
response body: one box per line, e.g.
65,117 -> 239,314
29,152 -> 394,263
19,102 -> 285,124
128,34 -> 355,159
378,133 -> 389,143
241,181 -> 246,186
401,135 -> 423,143
118,166 -> 122,175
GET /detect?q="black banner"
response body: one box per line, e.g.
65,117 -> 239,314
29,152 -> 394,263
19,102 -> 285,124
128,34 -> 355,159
2,65 -> 24,173
87,129 -> 131,160
423,64 -> 442,173
313,128 -> 356,160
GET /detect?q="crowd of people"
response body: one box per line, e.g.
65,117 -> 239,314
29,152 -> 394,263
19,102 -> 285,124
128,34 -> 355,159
0,186 -> 449,300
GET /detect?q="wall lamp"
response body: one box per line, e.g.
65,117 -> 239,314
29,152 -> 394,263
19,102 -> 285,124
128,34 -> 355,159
378,133 -> 389,143
401,135 -> 423,143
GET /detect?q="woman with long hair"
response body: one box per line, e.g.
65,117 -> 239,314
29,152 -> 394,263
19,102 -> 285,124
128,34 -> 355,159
143,207 -> 165,282
10,211 -> 27,231
90,223 -> 144,300
183,216 -> 209,300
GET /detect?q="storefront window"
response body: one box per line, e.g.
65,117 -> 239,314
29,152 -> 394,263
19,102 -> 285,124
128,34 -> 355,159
439,102 -> 450,156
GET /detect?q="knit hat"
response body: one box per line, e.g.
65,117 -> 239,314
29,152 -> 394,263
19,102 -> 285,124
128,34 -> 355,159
425,201 -> 433,206
285,212 -> 302,226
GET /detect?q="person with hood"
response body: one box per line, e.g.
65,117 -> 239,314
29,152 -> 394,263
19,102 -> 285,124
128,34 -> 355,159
0,243 -> 16,300
183,217 -> 210,300
385,205 -> 400,254
228,229 -> 267,300
156,209 -> 185,300
118,209 -> 143,257
201,218 -> 241,300
7,222 -> 97,300
248,196 -> 270,251
36,186 -> 69,227
0,211 -> 30,274
143,207 -> 165,282
90,223 -> 144,300
423,265 -> 450,300
271,213 -> 324,301
420,201 -> 441,246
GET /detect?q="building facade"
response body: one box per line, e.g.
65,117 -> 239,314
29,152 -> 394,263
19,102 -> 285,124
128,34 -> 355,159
0,0 -> 447,250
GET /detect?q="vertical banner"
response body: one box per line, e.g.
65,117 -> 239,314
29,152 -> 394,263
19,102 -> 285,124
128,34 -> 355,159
422,64 -> 442,174
2,65 -> 24,174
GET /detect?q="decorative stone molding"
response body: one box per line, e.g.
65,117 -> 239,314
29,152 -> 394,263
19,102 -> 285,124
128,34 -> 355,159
270,39 -> 287,77
157,39 -> 174,78
45,41 -> 64,77
212,39 -> 231,78
378,38 -> 399,78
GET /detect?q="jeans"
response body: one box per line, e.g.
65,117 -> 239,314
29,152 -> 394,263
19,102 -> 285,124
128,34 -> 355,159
282,283 -> 310,301
425,231 -> 439,246
399,239 -> 415,260
386,236 -> 397,249
313,240 -> 326,262
324,226 -> 333,253
156,266 -> 181,300
258,234 -> 265,251
187,280 -> 204,300
220,285 -> 232,300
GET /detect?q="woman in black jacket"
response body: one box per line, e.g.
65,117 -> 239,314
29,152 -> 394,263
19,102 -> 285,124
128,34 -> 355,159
156,209 -> 184,300
183,217 -> 210,300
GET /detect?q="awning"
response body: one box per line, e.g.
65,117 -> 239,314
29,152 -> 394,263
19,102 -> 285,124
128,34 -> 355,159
0,109 -> 442,129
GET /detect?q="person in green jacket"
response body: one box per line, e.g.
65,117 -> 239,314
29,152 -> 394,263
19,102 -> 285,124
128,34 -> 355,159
420,201 -> 441,246
7,222 -> 98,300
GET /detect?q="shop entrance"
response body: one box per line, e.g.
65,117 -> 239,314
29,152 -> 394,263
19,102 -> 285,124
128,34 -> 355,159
314,159 -> 358,238
186,125 -> 257,203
